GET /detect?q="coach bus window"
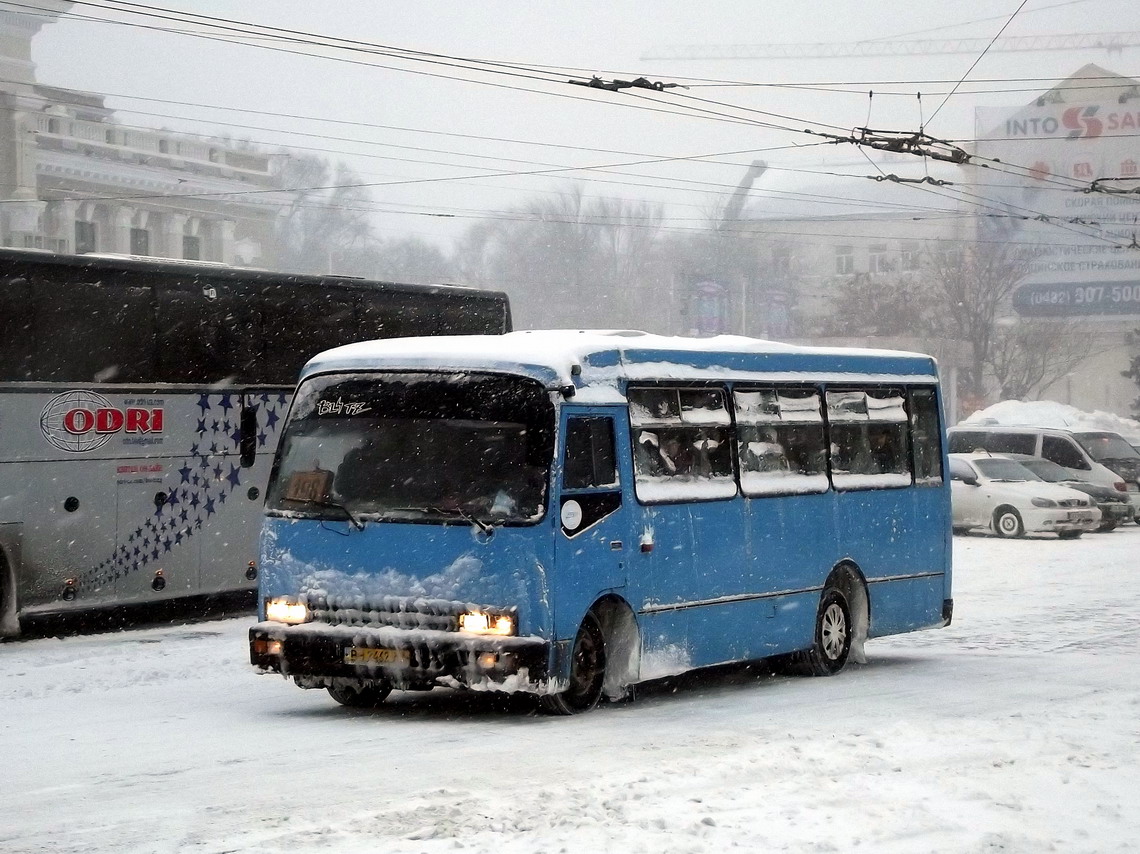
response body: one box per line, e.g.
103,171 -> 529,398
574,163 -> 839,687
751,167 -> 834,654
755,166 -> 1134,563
157,285 -> 263,384
909,388 -> 943,484
0,274 -> 32,380
628,387 -> 735,503
734,387 -> 828,496
35,279 -> 155,382
826,389 -> 911,489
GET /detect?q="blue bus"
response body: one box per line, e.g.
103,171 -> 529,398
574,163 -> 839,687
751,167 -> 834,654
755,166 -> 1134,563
250,331 -> 952,713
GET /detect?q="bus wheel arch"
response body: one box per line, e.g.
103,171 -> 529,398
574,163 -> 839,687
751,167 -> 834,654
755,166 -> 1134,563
541,595 -> 638,715
826,563 -> 870,666
797,562 -> 869,674
0,546 -> 18,639
591,595 -> 639,702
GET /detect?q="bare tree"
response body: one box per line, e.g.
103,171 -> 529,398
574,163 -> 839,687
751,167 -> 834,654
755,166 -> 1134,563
1122,328 -> 1140,417
453,184 -> 666,329
274,153 -> 375,275
988,318 -> 1097,400
812,272 -> 934,338
926,242 -> 1031,400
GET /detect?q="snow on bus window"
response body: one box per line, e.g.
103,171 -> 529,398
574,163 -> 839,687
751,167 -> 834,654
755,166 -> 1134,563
826,389 -> 912,490
629,387 -> 735,503
734,387 -> 828,497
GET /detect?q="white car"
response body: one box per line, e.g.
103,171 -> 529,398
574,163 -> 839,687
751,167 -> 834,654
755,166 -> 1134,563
948,453 -> 1101,539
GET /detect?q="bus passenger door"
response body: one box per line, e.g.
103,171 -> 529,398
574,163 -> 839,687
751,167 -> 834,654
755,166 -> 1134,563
553,413 -> 627,641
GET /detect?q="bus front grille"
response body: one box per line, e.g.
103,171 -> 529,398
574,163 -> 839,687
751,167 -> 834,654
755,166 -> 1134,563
301,594 -> 463,632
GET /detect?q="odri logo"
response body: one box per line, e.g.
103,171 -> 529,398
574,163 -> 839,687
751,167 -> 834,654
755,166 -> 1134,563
1062,106 -> 1103,139
40,390 -> 165,453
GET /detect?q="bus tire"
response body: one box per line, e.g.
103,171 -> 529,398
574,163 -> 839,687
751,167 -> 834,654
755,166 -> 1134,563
327,682 -> 391,708
0,548 -> 17,639
993,506 -> 1024,538
797,588 -> 852,677
541,611 -> 606,715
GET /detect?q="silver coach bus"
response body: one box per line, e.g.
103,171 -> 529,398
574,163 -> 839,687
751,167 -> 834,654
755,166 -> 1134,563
0,249 -> 510,636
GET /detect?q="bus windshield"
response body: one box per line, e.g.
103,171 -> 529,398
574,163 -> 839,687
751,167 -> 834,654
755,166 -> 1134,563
266,372 -> 555,525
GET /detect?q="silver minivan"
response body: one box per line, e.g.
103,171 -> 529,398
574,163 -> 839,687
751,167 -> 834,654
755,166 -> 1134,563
947,425 -> 1140,515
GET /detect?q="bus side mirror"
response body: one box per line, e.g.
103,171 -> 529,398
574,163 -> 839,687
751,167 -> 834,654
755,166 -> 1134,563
239,402 -> 258,468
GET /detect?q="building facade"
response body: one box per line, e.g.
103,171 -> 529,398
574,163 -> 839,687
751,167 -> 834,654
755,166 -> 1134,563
0,4 -> 279,266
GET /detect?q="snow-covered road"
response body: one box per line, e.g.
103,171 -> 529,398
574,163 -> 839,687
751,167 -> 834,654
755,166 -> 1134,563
3,529 -> 1139,853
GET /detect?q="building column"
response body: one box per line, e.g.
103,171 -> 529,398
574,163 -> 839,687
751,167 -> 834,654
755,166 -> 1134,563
4,198 -> 43,247
111,206 -> 134,254
218,218 -> 236,264
164,213 -> 187,258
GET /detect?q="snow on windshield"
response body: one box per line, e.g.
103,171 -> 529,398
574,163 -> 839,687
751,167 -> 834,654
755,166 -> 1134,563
974,459 -> 1041,481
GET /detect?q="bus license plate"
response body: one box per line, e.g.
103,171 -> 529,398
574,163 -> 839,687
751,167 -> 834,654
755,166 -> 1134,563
344,646 -> 410,666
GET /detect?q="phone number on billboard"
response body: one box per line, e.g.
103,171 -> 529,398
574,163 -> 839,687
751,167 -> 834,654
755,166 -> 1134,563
1014,283 -> 1140,316
1028,285 -> 1140,305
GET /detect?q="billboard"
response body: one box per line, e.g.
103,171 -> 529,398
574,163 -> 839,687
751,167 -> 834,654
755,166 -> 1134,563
975,101 -> 1140,318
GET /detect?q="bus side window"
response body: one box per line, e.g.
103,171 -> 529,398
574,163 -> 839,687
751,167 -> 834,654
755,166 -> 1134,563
826,389 -> 911,488
734,387 -> 828,497
564,417 -> 617,490
628,387 -> 736,502
909,388 -> 943,484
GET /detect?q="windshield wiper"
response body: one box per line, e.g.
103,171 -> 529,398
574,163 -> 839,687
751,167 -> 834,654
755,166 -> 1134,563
454,505 -> 494,536
289,497 -> 365,531
390,505 -> 495,535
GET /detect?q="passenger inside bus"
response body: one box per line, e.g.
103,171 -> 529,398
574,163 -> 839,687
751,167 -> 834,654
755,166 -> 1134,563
871,426 -> 901,473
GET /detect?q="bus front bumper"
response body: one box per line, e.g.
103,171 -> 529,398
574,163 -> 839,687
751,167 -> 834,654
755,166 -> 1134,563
249,621 -> 550,692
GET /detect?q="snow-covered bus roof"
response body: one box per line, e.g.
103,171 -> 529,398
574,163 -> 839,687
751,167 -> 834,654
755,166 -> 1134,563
301,330 -> 940,403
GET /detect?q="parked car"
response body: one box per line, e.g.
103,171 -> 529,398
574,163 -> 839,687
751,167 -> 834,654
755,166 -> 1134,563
1070,430 -> 1140,491
1003,454 -> 1134,532
948,425 -> 1140,515
948,453 -> 1101,539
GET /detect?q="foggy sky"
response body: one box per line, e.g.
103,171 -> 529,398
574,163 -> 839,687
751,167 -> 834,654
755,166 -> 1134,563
28,0 -> 1140,247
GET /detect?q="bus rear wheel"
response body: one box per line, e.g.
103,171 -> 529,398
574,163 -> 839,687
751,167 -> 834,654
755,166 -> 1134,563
327,682 -> 391,708
797,588 -> 852,676
541,611 -> 606,715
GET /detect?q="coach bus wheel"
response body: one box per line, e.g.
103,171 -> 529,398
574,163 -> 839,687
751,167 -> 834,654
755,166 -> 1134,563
327,682 -> 392,708
798,588 -> 852,677
541,611 -> 607,715
993,507 -> 1024,539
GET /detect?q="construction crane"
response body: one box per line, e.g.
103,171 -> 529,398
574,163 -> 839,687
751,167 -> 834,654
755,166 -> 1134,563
719,159 -> 767,229
642,31 -> 1140,61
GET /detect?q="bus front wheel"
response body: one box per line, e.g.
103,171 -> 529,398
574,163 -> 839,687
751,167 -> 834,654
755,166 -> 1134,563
327,681 -> 391,708
797,588 -> 852,676
541,612 -> 606,715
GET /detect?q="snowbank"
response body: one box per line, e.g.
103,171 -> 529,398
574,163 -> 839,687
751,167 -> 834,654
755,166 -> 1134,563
961,400 -> 1140,444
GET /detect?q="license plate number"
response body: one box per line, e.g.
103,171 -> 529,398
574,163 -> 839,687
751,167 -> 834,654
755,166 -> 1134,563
344,646 -> 410,666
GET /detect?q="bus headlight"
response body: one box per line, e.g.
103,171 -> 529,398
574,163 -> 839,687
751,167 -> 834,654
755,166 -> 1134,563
1031,498 -> 1058,507
459,610 -> 515,636
265,597 -> 310,624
